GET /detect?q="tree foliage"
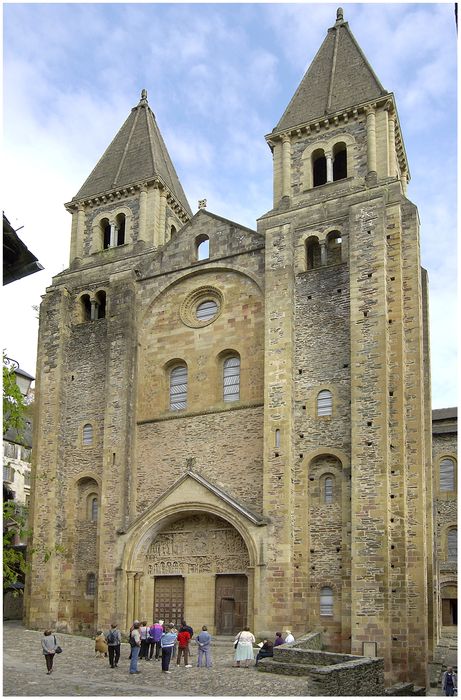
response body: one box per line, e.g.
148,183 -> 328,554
3,355 -> 27,436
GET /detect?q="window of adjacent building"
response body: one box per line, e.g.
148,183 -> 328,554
447,528 -> 457,562
196,235 -> 210,261
317,390 -> 333,416
320,586 -> 334,616
24,471 -> 31,487
333,143 -> 347,181
21,447 -> 32,462
324,476 -> 334,504
223,356 -> 240,402
3,442 -> 16,459
196,300 -> 218,322
170,365 -> 188,411
440,458 -> 455,491
3,465 -> 14,482
312,149 -> 327,187
86,573 -> 96,596
82,423 -> 93,446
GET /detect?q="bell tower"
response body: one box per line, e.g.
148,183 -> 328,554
65,89 -> 191,267
258,7 -> 432,687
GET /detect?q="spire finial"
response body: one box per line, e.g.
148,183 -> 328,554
336,7 -> 344,24
140,88 -> 148,104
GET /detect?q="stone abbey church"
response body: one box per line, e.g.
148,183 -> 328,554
27,9 -> 448,688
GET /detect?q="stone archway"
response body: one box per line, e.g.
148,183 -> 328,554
138,512 -> 251,634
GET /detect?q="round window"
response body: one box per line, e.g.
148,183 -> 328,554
196,300 -> 218,321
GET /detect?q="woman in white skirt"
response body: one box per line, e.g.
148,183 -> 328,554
233,626 -> 255,667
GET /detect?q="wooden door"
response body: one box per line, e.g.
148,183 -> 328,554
215,574 -> 247,634
154,576 -> 184,627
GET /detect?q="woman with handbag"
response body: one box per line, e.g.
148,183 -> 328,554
233,626 -> 255,668
41,629 -> 61,675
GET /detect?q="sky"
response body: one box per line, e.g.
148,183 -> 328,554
2,2 -> 457,409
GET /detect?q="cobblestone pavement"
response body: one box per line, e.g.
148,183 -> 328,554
3,621 -> 309,696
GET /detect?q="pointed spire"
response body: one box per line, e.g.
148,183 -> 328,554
74,91 -> 192,216
274,9 -> 388,132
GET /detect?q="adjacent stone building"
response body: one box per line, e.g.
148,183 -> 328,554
26,9 -> 449,688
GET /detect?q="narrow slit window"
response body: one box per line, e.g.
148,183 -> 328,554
324,477 -> 334,503
91,497 -> 98,522
440,458 -> 455,491
275,429 -> 281,449
86,573 -> 96,596
317,390 -> 333,416
196,236 -> 209,261
83,423 -> 93,446
320,586 -> 334,616
223,356 -> 240,402
448,528 -> 457,562
170,365 -> 187,411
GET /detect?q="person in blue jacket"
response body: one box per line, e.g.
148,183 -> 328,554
160,624 -> 177,673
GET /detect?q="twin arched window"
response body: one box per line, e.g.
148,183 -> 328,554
317,390 -> 333,416
100,213 -> 126,250
312,143 -> 347,187
440,458 -> 455,491
169,355 -> 241,410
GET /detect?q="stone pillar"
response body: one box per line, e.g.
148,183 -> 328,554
134,573 -> 142,621
326,152 -> 333,183
272,140 -> 283,207
76,204 -> 85,258
401,171 -> 408,195
109,223 -> 116,248
366,107 -> 377,174
388,112 -> 397,178
90,300 -> 98,321
126,572 -> 135,627
153,185 -> 161,247
281,135 -> 291,199
138,185 -> 147,243
159,189 -> 168,246
320,241 -> 327,266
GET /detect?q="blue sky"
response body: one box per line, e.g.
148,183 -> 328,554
2,2 -> 457,408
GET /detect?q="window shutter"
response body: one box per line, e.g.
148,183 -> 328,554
320,587 -> 334,616
170,366 -> 187,410
440,458 -> 455,491
223,357 -> 240,402
317,390 -> 333,416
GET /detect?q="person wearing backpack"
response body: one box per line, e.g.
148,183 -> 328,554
106,624 -> 121,668
129,621 -> 142,674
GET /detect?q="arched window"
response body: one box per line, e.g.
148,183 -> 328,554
196,235 -> 209,261
86,573 -> 96,596
80,294 -> 92,322
306,237 -> 321,270
333,142 -> 347,181
324,476 -> 334,503
115,213 -> 126,246
326,231 -> 342,266
275,429 -> 281,449
101,218 -> 111,250
223,356 -> 240,402
95,290 -> 106,319
170,225 -> 177,238
82,423 -> 93,446
90,496 -> 98,522
320,586 -> 334,616
448,528 -> 457,562
312,149 -> 327,187
440,458 -> 455,491
170,365 -> 187,411
317,390 -> 333,416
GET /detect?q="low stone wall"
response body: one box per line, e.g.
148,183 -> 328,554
274,646 -> 356,666
385,682 -> 426,696
295,631 -> 322,650
307,657 -> 385,696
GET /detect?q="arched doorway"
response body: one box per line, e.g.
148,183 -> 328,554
144,513 -> 250,634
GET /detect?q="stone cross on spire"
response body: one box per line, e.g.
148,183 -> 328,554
336,7 -> 344,25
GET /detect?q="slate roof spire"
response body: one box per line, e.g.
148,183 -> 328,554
274,7 -> 389,132
74,89 -> 192,216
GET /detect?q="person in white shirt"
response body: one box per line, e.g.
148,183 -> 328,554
284,630 -> 295,644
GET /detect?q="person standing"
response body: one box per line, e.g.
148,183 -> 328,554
129,621 -> 141,674
233,626 -> 255,668
176,625 -> 192,667
196,626 -> 212,668
106,624 -> 121,668
139,621 -> 149,660
160,624 -> 177,673
41,630 -> 59,675
149,619 -> 164,660
442,667 -> 457,697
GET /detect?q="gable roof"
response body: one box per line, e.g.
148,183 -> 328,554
74,90 -> 192,216
275,9 -> 388,132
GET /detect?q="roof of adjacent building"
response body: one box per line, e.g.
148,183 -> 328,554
74,90 -> 192,216
274,7 -> 388,132
3,214 -> 44,285
432,407 -> 457,435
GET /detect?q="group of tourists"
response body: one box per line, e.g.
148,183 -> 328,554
234,628 -> 294,668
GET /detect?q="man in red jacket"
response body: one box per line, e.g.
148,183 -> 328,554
176,625 -> 192,667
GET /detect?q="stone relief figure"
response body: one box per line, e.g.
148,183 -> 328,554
146,513 -> 249,576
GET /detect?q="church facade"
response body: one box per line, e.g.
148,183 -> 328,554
26,10 -> 438,687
